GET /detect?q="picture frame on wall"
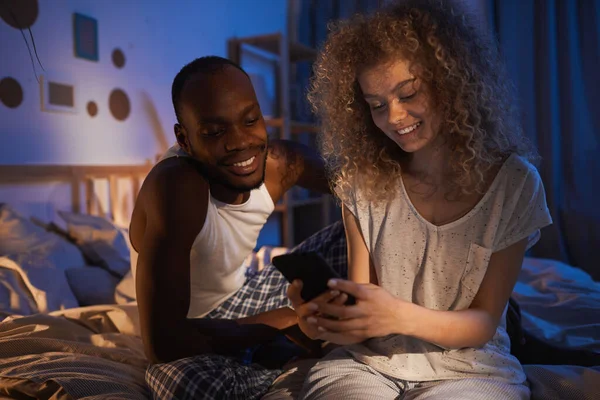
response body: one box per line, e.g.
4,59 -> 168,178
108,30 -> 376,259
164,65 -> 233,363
40,71 -> 79,114
73,13 -> 98,61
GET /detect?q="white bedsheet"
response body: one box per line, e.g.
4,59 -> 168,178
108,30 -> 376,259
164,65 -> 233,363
514,257 -> 600,352
0,304 -> 148,399
0,256 -> 598,400
524,364 -> 600,400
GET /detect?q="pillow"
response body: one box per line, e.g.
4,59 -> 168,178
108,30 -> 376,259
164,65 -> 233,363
115,245 -> 138,304
58,211 -> 131,278
0,262 -> 39,317
115,270 -> 136,305
0,204 -> 49,253
0,204 -> 86,314
0,204 -> 86,270
0,255 -> 79,314
65,266 -> 120,306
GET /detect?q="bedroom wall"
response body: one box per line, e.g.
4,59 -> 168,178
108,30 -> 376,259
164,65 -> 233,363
0,0 -> 284,245
0,0 -> 284,164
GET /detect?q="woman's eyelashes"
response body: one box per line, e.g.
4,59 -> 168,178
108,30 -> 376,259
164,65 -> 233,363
399,92 -> 418,101
369,92 -> 418,112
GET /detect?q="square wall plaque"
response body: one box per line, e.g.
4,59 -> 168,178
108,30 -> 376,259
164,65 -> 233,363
73,13 -> 98,61
40,71 -> 78,113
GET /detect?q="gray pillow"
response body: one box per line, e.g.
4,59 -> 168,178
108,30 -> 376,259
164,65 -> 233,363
65,266 -> 120,306
58,211 -> 130,278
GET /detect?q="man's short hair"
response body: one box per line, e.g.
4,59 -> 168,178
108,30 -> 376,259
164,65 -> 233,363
171,56 -> 248,123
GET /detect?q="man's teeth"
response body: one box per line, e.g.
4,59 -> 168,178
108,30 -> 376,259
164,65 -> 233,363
397,122 -> 421,135
233,156 -> 255,167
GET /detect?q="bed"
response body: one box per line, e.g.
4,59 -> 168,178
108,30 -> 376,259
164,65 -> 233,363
0,164 -> 598,400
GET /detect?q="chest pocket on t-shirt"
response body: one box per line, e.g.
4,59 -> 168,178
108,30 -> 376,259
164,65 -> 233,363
460,243 -> 493,302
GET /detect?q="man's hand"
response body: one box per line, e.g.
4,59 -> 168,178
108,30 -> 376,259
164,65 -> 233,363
281,324 -> 323,358
237,307 -> 298,331
264,140 -> 330,204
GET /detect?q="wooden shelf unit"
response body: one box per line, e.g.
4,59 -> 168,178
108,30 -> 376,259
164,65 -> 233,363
228,32 -> 333,247
229,33 -> 318,62
264,117 -> 320,134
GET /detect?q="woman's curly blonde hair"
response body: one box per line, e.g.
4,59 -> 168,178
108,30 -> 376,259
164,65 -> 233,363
309,0 -> 537,203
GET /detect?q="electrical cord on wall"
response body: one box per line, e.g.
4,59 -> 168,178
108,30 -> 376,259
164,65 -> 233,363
0,0 -> 44,82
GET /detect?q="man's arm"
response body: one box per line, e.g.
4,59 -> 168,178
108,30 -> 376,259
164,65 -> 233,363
136,160 -> 297,364
264,139 -> 330,202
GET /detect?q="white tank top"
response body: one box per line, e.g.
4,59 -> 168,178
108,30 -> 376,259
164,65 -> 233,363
160,145 -> 274,318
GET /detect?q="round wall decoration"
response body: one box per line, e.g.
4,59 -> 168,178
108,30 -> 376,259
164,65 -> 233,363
112,48 -> 126,69
0,77 -> 24,108
109,88 -> 130,121
87,101 -> 98,117
0,0 -> 38,29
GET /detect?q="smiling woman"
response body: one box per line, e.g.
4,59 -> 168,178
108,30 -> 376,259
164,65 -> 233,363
290,1 -> 553,399
358,61 -> 438,155
309,1 -> 535,205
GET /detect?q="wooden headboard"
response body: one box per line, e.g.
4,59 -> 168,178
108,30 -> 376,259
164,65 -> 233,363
0,163 -> 153,222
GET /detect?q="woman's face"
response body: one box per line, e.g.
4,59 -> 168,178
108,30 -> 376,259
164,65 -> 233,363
358,59 -> 441,155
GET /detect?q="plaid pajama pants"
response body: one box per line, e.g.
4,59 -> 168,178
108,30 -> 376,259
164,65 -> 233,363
146,220 -> 348,400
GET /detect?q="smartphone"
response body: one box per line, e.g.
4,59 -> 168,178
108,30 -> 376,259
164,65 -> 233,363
272,252 -> 355,305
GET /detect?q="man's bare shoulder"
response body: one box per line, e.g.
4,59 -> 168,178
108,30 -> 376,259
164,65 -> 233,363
142,157 -> 209,200
130,157 -> 209,250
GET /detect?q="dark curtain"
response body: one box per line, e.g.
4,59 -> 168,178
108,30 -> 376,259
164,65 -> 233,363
490,0 -> 600,280
294,0 -> 381,124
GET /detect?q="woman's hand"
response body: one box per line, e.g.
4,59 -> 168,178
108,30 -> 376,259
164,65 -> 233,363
304,279 -> 411,342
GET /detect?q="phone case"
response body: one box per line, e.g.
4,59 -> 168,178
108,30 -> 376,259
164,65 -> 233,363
272,252 -> 355,304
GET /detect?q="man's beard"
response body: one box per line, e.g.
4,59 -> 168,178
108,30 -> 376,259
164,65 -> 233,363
201,146 -> 268,193
219,150 -> 268,192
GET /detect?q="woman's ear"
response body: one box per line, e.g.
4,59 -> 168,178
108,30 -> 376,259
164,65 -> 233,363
174,124 -> 191,154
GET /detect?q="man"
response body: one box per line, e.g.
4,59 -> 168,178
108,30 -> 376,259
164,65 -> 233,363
129,55 -> 330,366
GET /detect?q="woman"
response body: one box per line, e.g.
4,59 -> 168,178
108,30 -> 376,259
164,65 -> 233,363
287,1 -> 552,398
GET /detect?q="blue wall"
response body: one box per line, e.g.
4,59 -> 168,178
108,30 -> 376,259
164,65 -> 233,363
0,0 -> 286,164
0,0 -> 286,246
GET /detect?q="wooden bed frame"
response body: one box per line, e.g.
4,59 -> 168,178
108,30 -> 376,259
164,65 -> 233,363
0,163 -> 153,220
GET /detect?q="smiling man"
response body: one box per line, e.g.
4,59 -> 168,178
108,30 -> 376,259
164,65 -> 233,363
129,56 -> 330,373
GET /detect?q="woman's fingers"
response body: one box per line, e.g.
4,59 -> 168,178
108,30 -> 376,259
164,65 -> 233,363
294,289 -> 343,318
307,315 -> 367,333
317,301 -> 361,320
331,293 -> 348,305
327,279 -> 367,299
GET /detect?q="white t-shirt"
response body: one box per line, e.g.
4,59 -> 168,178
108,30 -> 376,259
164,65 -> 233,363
342,153 -> 553,383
